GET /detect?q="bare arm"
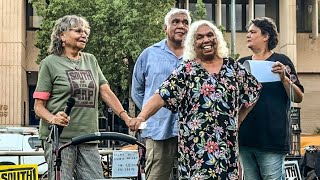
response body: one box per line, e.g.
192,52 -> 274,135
128,93 -> 165,131
137,93 -> 165,120
34,99 -> 69,126
281,76 -> 304,103
100,83 -> 131,125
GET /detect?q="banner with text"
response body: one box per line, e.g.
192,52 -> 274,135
0,164 -> 38,180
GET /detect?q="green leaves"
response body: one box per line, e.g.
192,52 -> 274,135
31,0 -> 175,100
193,0 -> 207,21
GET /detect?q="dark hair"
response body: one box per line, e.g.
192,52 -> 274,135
247,17 -> 278,50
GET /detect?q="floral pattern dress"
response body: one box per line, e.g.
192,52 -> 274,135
157,58 -> 261,179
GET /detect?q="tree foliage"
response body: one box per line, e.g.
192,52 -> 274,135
193,0 -> 207,21
31,0 -> 175,101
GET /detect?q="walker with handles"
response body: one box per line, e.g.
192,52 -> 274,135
48,125 -> 146,180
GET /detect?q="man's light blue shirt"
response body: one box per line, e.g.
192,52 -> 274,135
131,39 -> 181,140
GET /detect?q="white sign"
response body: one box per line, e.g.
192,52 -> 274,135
112,150 -> 139,178
285,160 -> 302,180
243,60 -> 281,83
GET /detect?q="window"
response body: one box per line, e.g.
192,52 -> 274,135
177,0 -> 279,32
26,1 -> 43,30
296,0 -> 317,33
255,4 -> 266,18
28,137 -> 42,149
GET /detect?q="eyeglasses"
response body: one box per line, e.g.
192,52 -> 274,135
69,27 -> 90,36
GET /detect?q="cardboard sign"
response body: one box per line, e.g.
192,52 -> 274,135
285,160 -> 302,180
0,164 -> 38,180
112,150 -> 139,178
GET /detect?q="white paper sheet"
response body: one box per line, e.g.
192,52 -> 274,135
243,60 -> 280,83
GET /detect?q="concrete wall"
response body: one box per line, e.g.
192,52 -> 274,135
296,34 -> 320,133
297,33 -> 320,72
299,74 -> 320,133
0,0 -> 28,126
26,31 -> 40,71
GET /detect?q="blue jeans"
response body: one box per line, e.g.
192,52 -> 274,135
239,146 -> 286,180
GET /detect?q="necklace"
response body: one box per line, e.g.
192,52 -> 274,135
64,56 -> 81,70
70,60 -> 80,70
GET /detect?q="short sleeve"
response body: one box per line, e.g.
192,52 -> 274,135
236,62 -> 262,107
282,55 -> 304,92
157,64 -> 186,112
33,59 -> 53,100
36,59 -> 53,92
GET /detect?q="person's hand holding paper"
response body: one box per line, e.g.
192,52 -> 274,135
243,60 -> 280,83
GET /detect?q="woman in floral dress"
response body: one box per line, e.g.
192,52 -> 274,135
129,20 -> 261,179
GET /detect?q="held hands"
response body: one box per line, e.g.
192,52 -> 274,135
128,117 -> 145,132
120,113 -> 145,131
272,61 -> 286,82
49,111 -> 70,126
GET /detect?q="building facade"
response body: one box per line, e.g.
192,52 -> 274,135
0,0 -> 319,133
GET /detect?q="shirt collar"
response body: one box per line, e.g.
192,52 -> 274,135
154,39 -> 183,60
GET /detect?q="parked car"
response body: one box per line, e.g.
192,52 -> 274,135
0,127 -> 47,176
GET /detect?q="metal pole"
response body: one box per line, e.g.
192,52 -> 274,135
230,0 -> 236,56
248,0 -> 254,21
112,112 -> 115,150
185,0 -> 189,10
311,0 -> 319,39
216,0 -> 222,26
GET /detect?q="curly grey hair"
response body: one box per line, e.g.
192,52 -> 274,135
183,20 -> 229,61
48,15 -> 90,55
